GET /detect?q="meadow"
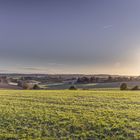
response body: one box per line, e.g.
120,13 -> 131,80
45,81 -> 140,89
0,90 -> 139,140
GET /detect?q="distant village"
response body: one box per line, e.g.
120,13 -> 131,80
0,74 -> 140,90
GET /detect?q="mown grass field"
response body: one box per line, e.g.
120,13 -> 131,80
0,90 -> 140,140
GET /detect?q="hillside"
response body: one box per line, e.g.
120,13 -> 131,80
0,90 -> 139,139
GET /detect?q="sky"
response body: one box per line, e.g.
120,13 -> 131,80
0,0 -> 140,75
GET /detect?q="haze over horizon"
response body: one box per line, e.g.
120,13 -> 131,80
0,0 -> 140,75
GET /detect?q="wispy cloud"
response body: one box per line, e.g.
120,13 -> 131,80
103,25 -> 113,29
48,63 -> 65,66
18,66 -> 57,74
21,67 -> 47,71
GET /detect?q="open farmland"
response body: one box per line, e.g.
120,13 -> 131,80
0,90 -> 140,140
45,81 -> 140,90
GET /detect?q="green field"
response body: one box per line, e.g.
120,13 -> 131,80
0,90 -> 140,140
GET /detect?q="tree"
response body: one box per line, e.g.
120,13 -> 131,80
107,76 -> 113,82
131,85 -> 139,90
69,85 -> 77,90
120,83 -> 127,90
33,84 -> 40,90
17,81 -> 23,87
22,82 -> 32,89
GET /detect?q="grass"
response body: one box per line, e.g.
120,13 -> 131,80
45,83 -> 98,89
0,90 -> 139,139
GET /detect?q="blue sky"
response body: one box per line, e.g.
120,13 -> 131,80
0,0 -> 140,75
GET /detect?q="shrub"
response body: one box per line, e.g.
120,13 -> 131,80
33,84 -> 40,90
82,88 -> 88,90
22,82 -> 32,90
131,85 -> 139,90
69,85 -> 77,90
120,83 -> 127,90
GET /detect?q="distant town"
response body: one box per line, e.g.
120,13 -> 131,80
0,73 -> 140,90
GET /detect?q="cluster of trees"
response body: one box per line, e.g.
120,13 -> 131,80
22,83 -> 40,90
77,77 -> 97,83
18,81 -> 40,90
69,83 -> 140,91
77,76 -> 140,84
120,83 -> 139,90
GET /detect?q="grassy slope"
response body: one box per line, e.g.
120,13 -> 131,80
0,90 -> 139,140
